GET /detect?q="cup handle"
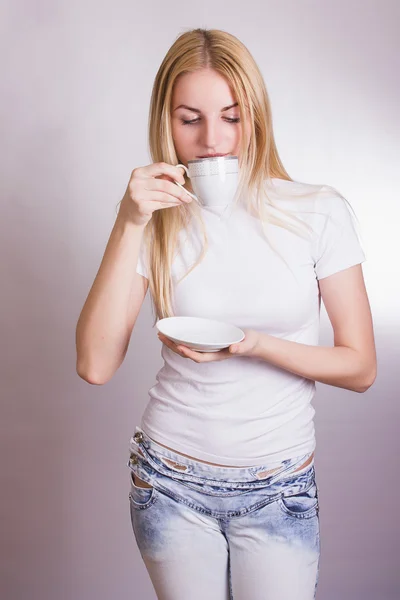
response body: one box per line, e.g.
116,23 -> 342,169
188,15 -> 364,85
173,164 -> 199,203
175,163 -> 189,177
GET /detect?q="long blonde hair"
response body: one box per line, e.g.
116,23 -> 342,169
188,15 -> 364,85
139,28 -> 332,323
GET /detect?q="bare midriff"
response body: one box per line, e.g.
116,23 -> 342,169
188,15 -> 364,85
144,438 -> 315,476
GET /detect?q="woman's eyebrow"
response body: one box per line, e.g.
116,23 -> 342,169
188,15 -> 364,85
173,102 -> 238,113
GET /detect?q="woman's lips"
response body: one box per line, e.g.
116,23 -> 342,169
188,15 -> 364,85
196,153 -> 229,158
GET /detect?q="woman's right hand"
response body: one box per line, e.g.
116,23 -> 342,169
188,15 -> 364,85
119,162 -> 191,227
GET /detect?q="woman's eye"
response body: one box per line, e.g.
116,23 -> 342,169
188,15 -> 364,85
181,117 -> 241,125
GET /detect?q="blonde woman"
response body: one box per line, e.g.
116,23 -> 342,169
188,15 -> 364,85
76,28 -> 376,600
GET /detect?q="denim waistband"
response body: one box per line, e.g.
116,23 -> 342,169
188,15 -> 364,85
128,426 -> 315,488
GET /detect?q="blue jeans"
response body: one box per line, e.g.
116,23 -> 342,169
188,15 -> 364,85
127,426 -> 320,600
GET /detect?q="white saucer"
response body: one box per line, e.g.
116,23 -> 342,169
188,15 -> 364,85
156,316 -> 245,352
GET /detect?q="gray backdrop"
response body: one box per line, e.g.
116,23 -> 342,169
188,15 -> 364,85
1,1 -> 399,599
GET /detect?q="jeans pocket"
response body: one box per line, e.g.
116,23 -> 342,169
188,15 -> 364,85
129,471 -> 157,510
277,480 -> 319,519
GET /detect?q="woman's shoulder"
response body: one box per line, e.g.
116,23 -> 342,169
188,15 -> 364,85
267,177 -> 347,215
268,176 -> 332,196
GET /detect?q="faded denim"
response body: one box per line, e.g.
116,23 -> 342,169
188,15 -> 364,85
127,426 -> 320,600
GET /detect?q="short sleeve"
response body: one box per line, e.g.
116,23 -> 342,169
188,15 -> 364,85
313,189 -> 366,280
136,237 -> 149,279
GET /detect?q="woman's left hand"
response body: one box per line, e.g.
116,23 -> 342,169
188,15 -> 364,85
157,329 -> 261,363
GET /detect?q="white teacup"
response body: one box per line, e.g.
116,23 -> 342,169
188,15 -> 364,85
174,156 -> 239,207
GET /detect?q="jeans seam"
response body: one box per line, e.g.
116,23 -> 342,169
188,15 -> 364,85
129,489 -> 158,511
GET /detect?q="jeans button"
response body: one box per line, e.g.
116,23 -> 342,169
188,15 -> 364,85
133,432 -> 144,443
130,454 -> 138,465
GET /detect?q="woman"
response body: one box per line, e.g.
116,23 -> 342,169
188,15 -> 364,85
76,28 -> 376,600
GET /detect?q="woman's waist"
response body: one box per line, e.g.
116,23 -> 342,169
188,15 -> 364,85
139,405 -> 316,468
138,434 -> 314,476
129,426 -> 315,486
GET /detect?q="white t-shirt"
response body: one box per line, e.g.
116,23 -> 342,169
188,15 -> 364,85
135,178 -> 366,466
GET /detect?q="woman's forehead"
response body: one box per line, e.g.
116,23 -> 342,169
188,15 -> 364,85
172,69 -> 236,108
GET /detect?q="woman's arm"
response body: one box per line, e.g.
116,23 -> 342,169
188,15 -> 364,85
75,162 -> 189,385
75,214 -> 148,385
253,264 -> 377,393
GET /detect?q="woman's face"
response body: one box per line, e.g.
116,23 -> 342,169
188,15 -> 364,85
171,68 -> 248,165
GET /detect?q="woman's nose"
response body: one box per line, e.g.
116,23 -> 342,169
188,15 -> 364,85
200,119 -> 221,148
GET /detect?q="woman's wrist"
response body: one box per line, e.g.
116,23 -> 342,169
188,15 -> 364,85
116,197 -> 148,231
